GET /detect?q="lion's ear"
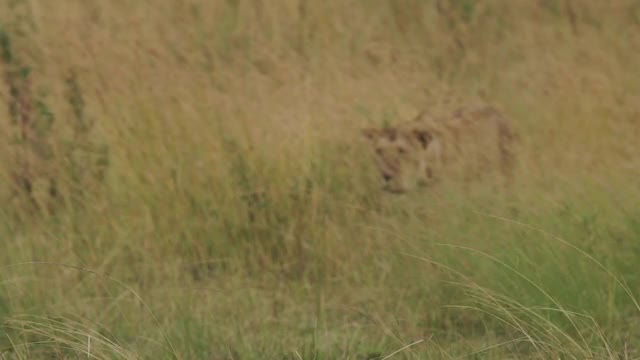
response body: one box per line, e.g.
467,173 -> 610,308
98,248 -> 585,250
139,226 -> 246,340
411,129 -> 433,149
411,110 -> 432,122
362,128 -> 379,141
363,127 -> 399,141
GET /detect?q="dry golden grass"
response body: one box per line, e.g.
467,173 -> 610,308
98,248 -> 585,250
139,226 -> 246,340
1,0 -> 640,358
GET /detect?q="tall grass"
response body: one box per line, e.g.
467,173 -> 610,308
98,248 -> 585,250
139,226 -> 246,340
1,0 -> 639,358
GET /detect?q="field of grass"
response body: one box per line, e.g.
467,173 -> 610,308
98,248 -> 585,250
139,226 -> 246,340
1,0 -> 640,358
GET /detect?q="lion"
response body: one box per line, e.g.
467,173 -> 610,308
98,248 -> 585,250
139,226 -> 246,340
362,105 -> 516,193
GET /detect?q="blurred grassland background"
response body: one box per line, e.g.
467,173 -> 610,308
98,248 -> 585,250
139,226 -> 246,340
1,0 -> 640,358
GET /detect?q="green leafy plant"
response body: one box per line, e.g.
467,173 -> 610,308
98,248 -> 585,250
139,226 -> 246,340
1,23 -> 109,216
1,24 -> 57,213
62,69 -> 110,204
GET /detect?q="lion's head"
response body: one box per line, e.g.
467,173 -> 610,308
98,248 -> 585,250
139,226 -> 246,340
362,125 -> 435,193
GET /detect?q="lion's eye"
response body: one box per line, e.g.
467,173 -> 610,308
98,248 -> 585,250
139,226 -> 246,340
398,147 -> 407,154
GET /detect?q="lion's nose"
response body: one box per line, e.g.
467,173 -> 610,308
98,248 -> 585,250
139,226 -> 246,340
382,173 -> 392,182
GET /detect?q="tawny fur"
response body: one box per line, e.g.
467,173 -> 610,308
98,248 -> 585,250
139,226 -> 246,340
362,105 -> 516,193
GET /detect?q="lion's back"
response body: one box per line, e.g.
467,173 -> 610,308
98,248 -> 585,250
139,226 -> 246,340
420,105 -> 516,179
